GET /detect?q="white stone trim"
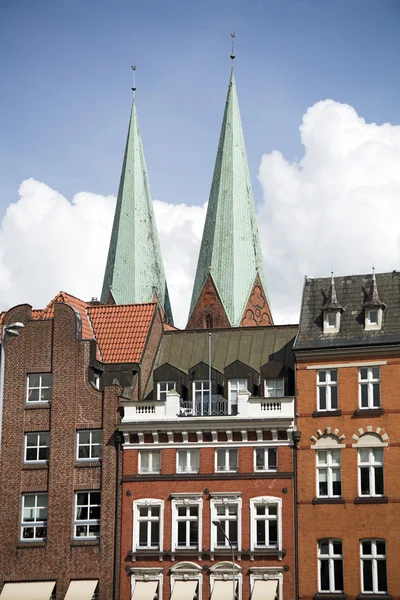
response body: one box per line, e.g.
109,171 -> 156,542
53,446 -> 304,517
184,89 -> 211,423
249,496 -> 282,552
310,428 -> 346,449
170,562 -> 202,600
132,499 -> 164,552
352,429 -> 389,447
130,568 -> 163,600
307,361 -> 387,370
250,568 -> 282,600
210,494 -> 242,552
210,562 -> 242,600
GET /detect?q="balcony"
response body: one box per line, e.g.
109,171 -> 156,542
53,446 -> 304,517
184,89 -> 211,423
180,395 -> 236,417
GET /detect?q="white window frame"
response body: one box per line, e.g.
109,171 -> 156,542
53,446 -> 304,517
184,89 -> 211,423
193,380 -> 210,415
318,539 -> 344,593
317,369 -> 338,412
176,449 -> 199,474
365,308 -> 383,331
250,570 -> 282,600
133,499 -> 164,551
250,496 -> 282,551
21,493 -> 48,541
228,379 -> 247,414
130,569 -> 163,600
323,310 -> 340,334
171,494 -> 202,552
359,366 -> 380,409
360,539 -> 387,594
210,562 -> 242,600
76,430 -> 102,461
265,378 -> 285,398
26,373 -> 52,403
210,494 -> 242,551
358,447 -> 384,497
316,449 -> 342,498
24,432 -> 50,463
170,562 -> 202,600
157,381 -> 176,401
215,448 -> 238,473
139,450 -> 161,474
254,447 -> 277,472
74,491 -> 101,539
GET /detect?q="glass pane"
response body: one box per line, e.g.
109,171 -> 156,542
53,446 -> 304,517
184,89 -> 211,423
255,449 -> 264,470
24,495 -> 35,508
328,313 -> 336,326
334,559 -> 344,591
330,370 -> 337,383
373,383 -> 380,407
330,385 -> 338,409
363,560 -> 373,592
29,374 -> 40,387
139,521 -> 147,545
268,448 -> 277,470
360,468 -> 370,495
318,371 -> 326,383
360,384 -> 368,407
375,467 -> 384,495
229,521 -> 238,544
372,367 -> 380,380
319,387 -> 326,410
359,449 -> 370,463
140,452 -> 149,471
41,374 -> 52,387
152,452 -> 160,471
228,505 -> 237,515
332,479 -> 342,497
78,446 -> 90,459
178,452 -> 186,472
151,522 -> 159,546
77,507 -> 88,520
331,450 -> 341,465
256,521 -> 265,545
28,389 -> 39,402
216,450 -> 224,470
374,448 -> 383,463
376,541 -> 386,555
39,433 -> 49,446
229,449 -> 238,470
177,521 -> 186,545
377,559 -> 387,592
360,368 -> 368,380
75,525 -> 87,537
26,448 -> 37,461
332,468 -> 341,482
317,451 -> 327,465
88,524 -> 100,537
216,506 -> 226,516
333,541 -> 342,554
36,527 -> 46,539
92,431 -> 102,444
22,527 -> 34,538
256,505 -> 265,516
77,492 -> 88,505
216,525 -> 225,545
91,492 -> 101,505
269,521 -> 278,545
41,388 -> 51,401
191,451 -> 199,471
89,506 -> 100,520
319,541 -> 329,555
38,507 -> 48,520
362,541 -> 372,555
151,506 -> 159,517
320,559 -> 329,591
26,434 -> 37,447
91,444 -> 102,459
269,505 -> 278,516
177,507 -> 186,517
79,431 -> 90,445
139,507 -> 148,517
189,506 -> 198,517
189,520 -> 198,545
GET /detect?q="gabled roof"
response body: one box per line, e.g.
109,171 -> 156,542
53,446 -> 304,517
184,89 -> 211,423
87,302 -> 156,363
100,99 -> 173,323
295,271 -> 400,351
39,291 -> 93,339
188,68 -> 269,327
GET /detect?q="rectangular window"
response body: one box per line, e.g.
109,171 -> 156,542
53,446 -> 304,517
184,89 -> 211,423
139,450 -> 161,474
21,493 -> 48,541
26,374 -> 52,403
265,378 -> 285,398
176,505 -> 199,548
358,448 -> 384,496
359,367 -> 380,408
318,539 -> 344,592
216,449 -> 238,472
24,432 -> 50,463
214,504 -> 239,548
317,450 -> 342,497
253,503 -> 278,547
228,379 -> 247,415
76,430 -> 102,461
137,505 -> 161,549
254,448 -> 277,472
317,370 -> 338,411
74,491 -> 101,539
193,381 -> 210,415
177,449 -> 199,473
157,381 -> 176,401
361,540 -> 387,593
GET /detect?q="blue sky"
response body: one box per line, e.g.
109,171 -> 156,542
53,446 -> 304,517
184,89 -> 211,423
1,0 -> 400,217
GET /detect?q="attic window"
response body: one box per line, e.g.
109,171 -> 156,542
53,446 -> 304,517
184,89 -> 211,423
365,308 -> 382,331
323,311 -> 340,334
206,314 -> 213,328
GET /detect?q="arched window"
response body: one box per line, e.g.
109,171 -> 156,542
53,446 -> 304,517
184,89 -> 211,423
354,433 -> 386,497
206,314 -> 213,328
313,435 -> 343,499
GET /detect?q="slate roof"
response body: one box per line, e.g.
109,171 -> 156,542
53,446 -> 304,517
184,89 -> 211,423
87,302 -> 156,363
147,325 -> 297,395
188,68 -> 268,327
295,272 -> 400,350
100,99 -> 173,323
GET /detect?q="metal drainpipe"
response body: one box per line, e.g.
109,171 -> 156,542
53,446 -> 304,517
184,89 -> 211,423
113,430 -> 124,600
292,429 -> 301,600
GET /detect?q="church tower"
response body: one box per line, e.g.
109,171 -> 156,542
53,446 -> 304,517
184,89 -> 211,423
101,87 -> 173,323
187,66 -> 272,329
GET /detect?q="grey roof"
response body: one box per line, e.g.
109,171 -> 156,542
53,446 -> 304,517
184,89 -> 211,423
295,271 -> 400,351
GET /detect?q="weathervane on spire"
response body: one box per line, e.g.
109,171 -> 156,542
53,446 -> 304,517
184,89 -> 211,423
131,65 -> 137,95
230,32 -> 236,61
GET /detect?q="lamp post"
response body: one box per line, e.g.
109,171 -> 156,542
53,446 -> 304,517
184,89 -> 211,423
0,322 -> 24,450
212,520 -> 236,600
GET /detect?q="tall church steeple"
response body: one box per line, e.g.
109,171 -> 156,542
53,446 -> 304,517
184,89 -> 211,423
187,66 -> 272,329
101,89 -> 173,323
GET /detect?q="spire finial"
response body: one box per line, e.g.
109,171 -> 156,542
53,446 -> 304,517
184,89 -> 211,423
372,264 -> 376,280
131,65 -> 137,95
230,32 -> 236,61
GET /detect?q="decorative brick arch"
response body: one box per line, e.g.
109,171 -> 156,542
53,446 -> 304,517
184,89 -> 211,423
352,426 -> 389,443
310,427 -> 345,443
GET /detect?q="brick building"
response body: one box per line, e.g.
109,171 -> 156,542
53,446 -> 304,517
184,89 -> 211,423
118,325 -> 297,600
294,272 -> 400,600
0,293 -> 164,600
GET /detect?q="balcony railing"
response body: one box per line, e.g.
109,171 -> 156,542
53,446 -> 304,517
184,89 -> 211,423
180,395 -> 237,417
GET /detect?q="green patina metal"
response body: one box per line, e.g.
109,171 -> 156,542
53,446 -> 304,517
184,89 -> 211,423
189,68 -> 268,326
101,100 -> 173,323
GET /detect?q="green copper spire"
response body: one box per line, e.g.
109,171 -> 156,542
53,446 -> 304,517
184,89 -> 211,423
101,99 -> 173,323
188,67 -> 269,327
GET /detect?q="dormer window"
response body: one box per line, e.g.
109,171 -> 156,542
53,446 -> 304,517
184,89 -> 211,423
365,308 -> 382,331
323,310 -> 340,334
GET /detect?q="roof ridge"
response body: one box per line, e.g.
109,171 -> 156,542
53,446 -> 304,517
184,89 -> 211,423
87,301 -> 157,311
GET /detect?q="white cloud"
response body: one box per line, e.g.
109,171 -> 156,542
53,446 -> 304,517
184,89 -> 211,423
2,99 -> 400,328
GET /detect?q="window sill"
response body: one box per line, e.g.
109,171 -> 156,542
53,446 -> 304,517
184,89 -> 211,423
312,410 -> 342,418
17,541 -> 46,548
353,408 -> 384,417
356,595 -> 391,600
25,403 -> 51,410
313,497 -> 346,505
70,539 -> 100,547
354,496 -> 388,504
22,462 -> 49,470
313,594 -> 348,600
74,460 -> 102,468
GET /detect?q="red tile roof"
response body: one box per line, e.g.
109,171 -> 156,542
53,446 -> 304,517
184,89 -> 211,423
38,292 -> 93,340
164,323 -> 179,331
87,303 -> 156,363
